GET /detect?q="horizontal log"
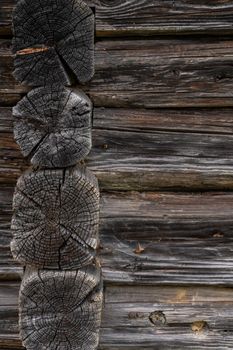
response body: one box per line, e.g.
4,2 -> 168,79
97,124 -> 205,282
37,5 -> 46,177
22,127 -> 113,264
1,1 -> 233,37
2,282 -> 233,349
2,38 -> 233,107
2,107 -> 233,191
2,188 -> 233,285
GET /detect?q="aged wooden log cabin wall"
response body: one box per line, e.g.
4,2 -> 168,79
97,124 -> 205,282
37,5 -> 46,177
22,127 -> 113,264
2,1 -> 233,349
10,0 -> 103,349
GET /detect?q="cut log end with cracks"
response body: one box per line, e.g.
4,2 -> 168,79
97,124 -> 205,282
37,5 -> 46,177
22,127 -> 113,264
12,0 -> 95,85
13,85 -> 93,168
11,166 -> 100,270
19,265 -> 103,350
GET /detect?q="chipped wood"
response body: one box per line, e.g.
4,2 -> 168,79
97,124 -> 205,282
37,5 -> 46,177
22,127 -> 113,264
16,46 -> 49,55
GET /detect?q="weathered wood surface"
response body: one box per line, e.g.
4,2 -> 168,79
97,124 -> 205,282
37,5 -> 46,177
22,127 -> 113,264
1,2 -> 233,349
3,38 -> 233,107
2,106 -> 233,191
2,282 -> 233,349
19,266 -> 102,350
2,187 -> 233,285
13,86 -> 92,167
11,167 -> 99,269
12,0 -> 94,85
2,0 -> 233,37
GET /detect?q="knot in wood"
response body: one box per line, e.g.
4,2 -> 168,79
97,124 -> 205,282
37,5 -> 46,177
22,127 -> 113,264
149,311 -> 167,326
191,320 -> 209,335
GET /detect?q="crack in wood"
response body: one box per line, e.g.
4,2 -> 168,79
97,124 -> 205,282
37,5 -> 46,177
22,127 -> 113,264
12,0 -> 95,85
10,1 -> 100,349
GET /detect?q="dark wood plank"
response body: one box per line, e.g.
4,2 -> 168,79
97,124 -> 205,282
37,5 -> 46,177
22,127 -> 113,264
2,106 -> 233,191
2,282 -> 233,349
2,38 -> 233,107
1,188 -> 233,285
2,1 -> 233,37
0,0 -> 15,36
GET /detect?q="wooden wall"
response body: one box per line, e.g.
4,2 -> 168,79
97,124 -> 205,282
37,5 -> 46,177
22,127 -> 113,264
1,1 -> 233,348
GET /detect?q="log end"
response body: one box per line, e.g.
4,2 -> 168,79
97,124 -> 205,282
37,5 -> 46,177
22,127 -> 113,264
13,86 -> 93,168
12,0 -> 95,85
11,166 -> 100,269
19,265 -> 103,350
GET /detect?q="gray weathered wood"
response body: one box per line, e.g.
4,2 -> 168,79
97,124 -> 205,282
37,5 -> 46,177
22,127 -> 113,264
19,265 -> 103,350
1,1 -> 233,349
11,166 -> 100,269
3,38 -> 233,107
2,282 -> 233,349
13,86 -> 92,167
1,188 -> 233,285
3,106 -> 233,191
2,1 -> 233,37
12,0 -> 94,86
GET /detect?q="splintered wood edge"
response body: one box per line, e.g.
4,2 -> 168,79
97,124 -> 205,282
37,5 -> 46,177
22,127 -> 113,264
16,47 -> 50,55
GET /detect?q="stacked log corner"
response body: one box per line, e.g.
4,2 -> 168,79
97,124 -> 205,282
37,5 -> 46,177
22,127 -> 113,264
10,1 -> 103,349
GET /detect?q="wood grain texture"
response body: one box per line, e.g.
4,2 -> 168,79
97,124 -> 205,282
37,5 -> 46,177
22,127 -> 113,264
2,0 -> 233,37
13,86 -> 92,167
2,107 -> 233,191
2,282 -> 233,349
2,188 -> 233,285
1,1 -> 233,349
19,265 -> 103,350
12,0 -> 94,85
11,166 -> 99,269
3,38 -> 233,107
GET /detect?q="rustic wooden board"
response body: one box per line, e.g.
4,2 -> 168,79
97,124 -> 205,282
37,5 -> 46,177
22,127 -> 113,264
1,187 -> 233,285
2,38 -> 233,107
2,282 -> 233,349
2,106 -> 233,191
1,0 -> 233,37
1,2 -> 233,350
